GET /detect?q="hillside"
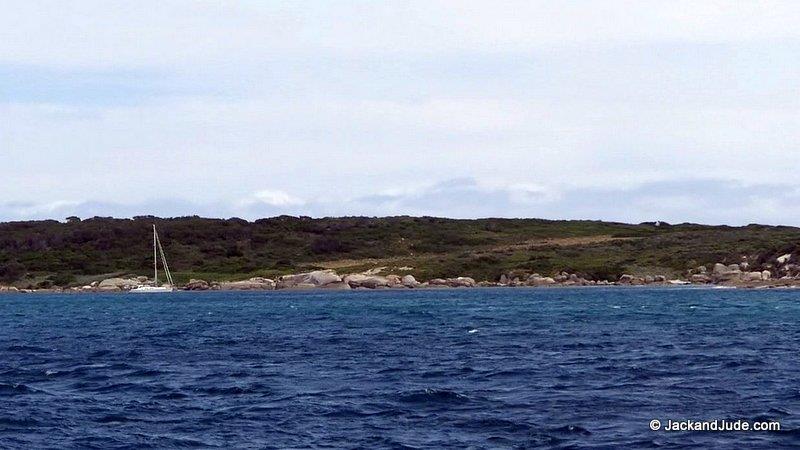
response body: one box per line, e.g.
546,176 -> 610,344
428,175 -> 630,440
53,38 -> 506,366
2,215 -> 800,288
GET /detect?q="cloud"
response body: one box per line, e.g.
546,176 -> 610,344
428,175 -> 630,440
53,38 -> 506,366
2,2 -> 800,224
251,190 -> 304,207
5,178 -> 800,226
3,1 -> 800,69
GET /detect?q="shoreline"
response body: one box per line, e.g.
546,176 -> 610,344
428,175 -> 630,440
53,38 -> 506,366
4,261 -> 799,294
3,279 -> 799,294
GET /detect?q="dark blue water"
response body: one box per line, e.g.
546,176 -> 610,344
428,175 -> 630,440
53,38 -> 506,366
1,288 -> 799,449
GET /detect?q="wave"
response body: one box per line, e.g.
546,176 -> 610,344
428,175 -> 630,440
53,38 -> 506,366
551,424 -> 592,436
193,383 -> 271,396
0,288 -> 796,448
0,416 -> 41,428
151,391 -> 189,400
5,345 -> 51,353
95,414 -> 141,424
397,388 -> 470,405
0,382 -> 48,396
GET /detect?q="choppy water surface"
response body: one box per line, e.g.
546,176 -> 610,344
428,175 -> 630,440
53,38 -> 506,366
1,288 -> 799,448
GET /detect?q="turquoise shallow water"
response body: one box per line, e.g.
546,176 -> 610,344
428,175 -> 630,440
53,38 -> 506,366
1,287 -> 799,449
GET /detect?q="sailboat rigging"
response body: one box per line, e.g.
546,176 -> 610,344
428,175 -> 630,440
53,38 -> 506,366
130,225 -> 175,293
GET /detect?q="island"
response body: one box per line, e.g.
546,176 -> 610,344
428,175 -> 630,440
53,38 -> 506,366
1,216 -> 799,292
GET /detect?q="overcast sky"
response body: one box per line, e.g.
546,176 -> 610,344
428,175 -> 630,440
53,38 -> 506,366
2,1 -> 800,224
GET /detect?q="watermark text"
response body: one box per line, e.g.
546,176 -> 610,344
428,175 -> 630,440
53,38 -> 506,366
649,419 -> 780,432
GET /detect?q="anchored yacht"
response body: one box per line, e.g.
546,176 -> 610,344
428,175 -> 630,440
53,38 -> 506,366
130,225 -> 175,293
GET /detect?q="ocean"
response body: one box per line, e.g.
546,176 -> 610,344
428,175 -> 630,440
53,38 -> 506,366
1,287 -> 798,449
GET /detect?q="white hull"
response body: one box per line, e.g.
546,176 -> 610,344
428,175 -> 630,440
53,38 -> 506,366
134,224 -> 176,293
130,286 -> 174,293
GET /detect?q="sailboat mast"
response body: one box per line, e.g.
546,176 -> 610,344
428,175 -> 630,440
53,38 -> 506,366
153,224 -> 158,287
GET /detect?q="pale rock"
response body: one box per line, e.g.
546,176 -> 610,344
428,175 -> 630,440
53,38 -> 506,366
360,276 -> 390,289
447,277 -> 476,288
219,277 -> 276,290
691,274 -> 712,283
777,254 -> 792,265
529,276 -> 556,286
346,275 -> 389,289
762,270 -> 772,280
401,275 -> 420,288
386,274 -> 402,287
712,263 -> 741,281
742,272 -> 763,282
308,270 -> 341,287
713,263 -> 730,275
277,273 -> 312,289
343,274 -> 369,287
98,278 -> 141,291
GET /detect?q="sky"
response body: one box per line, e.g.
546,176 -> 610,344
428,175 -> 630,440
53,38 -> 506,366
2,0 -> 800,225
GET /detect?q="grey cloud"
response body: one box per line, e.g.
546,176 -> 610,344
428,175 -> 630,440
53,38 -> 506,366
6,178 -> 799,226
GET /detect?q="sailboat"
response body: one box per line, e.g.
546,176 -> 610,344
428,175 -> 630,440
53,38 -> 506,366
130,225 -> 175,293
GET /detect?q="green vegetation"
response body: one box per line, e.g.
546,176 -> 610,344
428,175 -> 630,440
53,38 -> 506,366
1,215 -> 799,287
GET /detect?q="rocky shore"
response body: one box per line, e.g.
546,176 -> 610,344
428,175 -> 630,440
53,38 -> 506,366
4,253 -> 800,293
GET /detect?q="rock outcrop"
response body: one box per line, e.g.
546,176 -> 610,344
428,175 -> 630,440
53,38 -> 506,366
711,263 -> 742,282
427,278 -> 449,287
275,270 -> 346,289
276,273 -> 314,290
184,279 -> 211,291
401,275 -> 420,288
344,274 -> 389,289
219,277 -> 276,291
57,261 -> 799,293
386,274 -> 403,287
447,277 -> 476,287
690,274 -> 712,283
527,274 -> 556,286
97,278 -> 141,291
309,270 -> 342,287
741,271 -> 764,282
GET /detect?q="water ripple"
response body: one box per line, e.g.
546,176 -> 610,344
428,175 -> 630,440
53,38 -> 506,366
0,288 -> 799,448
